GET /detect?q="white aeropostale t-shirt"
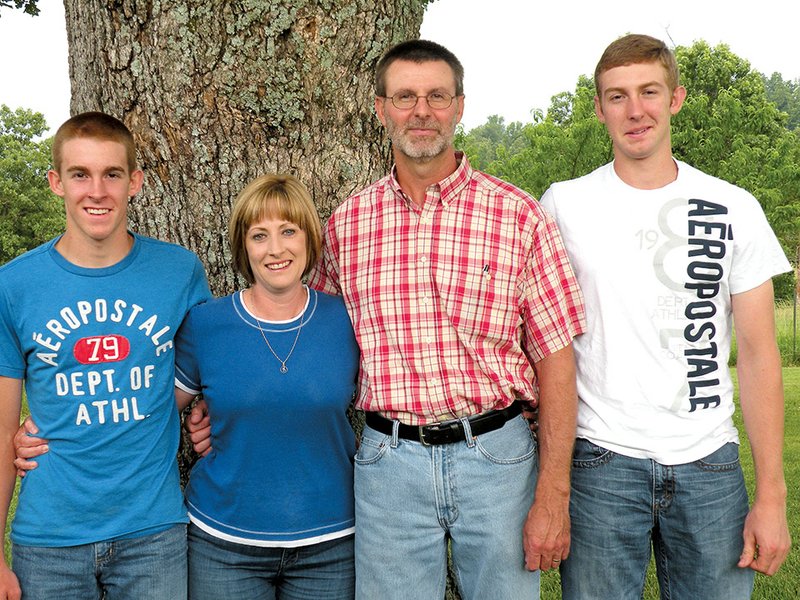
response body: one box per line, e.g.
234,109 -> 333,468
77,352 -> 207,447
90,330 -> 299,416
541,160 -> 791,464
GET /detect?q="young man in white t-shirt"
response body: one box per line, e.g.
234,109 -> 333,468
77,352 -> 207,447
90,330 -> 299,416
540,34 -> 791,600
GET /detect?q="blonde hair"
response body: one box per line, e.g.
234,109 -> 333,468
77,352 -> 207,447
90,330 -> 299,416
229,174 -> 322,283
52,112 -> 137,173
595,34 -> 680,95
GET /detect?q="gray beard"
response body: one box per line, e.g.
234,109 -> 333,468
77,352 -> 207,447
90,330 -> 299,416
386,118 -> 455,161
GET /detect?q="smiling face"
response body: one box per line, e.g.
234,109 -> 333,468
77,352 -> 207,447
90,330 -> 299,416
48,137 -> 143,262
375,59 -> 464,162
245,216 -> 308,299
594,60 -> 686,173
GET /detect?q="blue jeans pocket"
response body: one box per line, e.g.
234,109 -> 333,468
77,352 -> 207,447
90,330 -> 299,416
354,427 -> 390,465
571,438 -> 614,469
694,441 -> 740,472
474,417 -> 536,465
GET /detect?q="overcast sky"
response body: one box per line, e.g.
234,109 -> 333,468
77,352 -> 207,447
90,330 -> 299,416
1,0 -> 797,134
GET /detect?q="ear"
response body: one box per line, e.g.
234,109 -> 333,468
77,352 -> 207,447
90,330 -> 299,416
47,169 -> 65,197
455,94 -> 465,124
375,96 -> 387,127
128,169 -> 144,197
670,85 -> 687,115
594,95 -> 606,123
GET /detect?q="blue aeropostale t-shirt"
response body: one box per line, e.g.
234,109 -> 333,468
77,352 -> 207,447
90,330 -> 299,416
0,233 -> 211,546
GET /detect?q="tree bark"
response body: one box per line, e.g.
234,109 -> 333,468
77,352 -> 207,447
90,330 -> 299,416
63,0 -> 429,296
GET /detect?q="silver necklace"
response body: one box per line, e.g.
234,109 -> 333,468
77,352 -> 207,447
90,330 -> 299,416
250,290 -> 309,374
255,317 -> 302,373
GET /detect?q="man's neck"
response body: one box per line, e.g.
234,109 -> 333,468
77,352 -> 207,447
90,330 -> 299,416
613,153 -> 678,190
394,150 -> 458,207
55,231 -> 134,268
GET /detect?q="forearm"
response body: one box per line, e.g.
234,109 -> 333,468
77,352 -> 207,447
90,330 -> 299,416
730,281 -> 791,574
0,378 -> 23,568
534,344 -> 577,499
0,460 -> 16,566
0,458 -> 20,596
522,343 -> 577,570
737,345 -> 786,504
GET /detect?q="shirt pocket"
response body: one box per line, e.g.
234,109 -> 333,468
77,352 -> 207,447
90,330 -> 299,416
435,254 -> 519,344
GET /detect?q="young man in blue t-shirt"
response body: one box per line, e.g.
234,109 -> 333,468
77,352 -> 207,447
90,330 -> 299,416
0,112 -> 210,599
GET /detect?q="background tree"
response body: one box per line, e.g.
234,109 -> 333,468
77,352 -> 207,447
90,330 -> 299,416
763,72 -> 800,131
0,105 -> 64,263
61,0 -> 430,296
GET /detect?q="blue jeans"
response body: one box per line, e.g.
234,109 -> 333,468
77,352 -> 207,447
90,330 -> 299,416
12,524 -> 187,600
354,414 -> 539,600
561,439 -> 754,600
187,524 -> 354,600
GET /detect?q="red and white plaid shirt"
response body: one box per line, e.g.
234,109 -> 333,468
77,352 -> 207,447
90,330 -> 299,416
309,154 -> 585,424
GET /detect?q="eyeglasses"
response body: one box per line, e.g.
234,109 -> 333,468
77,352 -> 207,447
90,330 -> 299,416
382,92 -> 456,110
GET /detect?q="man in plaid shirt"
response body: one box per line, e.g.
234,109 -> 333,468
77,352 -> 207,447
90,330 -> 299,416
308,40 -> 585,599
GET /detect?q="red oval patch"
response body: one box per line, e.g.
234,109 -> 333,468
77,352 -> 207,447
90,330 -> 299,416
73,335 -> 131,364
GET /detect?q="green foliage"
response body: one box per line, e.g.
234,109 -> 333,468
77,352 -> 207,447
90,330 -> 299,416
457,76 -> 611,200
0,105 -> 64,265
764,72 -> 800,131
0,0 -> 39,17
456,40 -> 800,301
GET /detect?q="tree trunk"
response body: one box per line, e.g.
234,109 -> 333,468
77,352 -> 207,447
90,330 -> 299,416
61,2 -> 468,599
63,0 -> 429,296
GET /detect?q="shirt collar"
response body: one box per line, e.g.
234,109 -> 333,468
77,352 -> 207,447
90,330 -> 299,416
388,152 -> 472,208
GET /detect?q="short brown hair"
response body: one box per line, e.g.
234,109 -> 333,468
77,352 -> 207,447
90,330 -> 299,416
375,39 -> 464,97
52,112 -> 138,173
594,34 -> 680,95
229,174 -> 322,284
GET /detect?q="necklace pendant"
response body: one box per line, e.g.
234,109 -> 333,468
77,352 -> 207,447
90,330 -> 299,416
280,364 -> 288,374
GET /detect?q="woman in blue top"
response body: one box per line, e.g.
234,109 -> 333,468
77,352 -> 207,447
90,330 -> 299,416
174,174 -> 359,599
16,174 -> 360,600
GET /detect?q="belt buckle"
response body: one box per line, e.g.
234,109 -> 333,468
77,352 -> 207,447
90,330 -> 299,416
418,425 -> 431,446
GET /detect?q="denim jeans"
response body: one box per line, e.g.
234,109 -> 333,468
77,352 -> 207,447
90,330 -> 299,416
561,439 -> 754,600
12,523 -> 187,600
354,414 -> 539,600
188,524 -> 354,600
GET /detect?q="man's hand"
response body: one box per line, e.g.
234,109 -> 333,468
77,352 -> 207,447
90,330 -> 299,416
737,498 -> 791,576
13,417 -> 47,478
522,487 -> 570,571
184,399 -> 212,456
0,563 -> 21,600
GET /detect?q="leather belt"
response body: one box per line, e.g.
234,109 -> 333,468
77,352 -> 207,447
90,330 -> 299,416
365,401 -> 522,446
